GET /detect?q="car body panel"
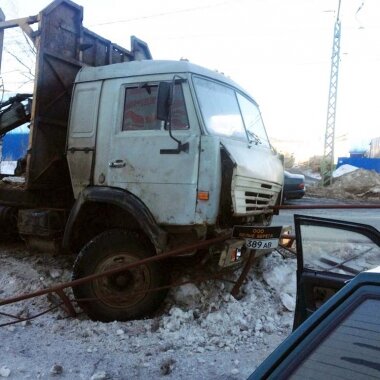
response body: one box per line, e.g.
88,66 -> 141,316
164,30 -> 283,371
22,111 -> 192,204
249,271 -> 380,379
293,214 -> 380,329
249,215 -> 380,379
283,171 -> 305,200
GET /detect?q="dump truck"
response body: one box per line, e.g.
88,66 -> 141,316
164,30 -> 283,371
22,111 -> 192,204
0,0 -> 284,321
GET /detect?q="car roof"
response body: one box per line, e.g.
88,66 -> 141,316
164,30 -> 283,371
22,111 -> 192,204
76,59 -> 245,91
284,171 -> 305,180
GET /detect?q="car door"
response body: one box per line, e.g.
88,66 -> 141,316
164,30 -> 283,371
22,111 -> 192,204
106,78 -> 201,225
293,214 -> 380,329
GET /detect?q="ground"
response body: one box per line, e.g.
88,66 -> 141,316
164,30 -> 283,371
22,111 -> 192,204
0,243 -> 295,379
1,167 -> 379,379
301,166 -> 380,201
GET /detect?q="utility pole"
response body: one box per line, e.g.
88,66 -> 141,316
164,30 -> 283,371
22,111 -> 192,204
322,0 -> 342,186
0,9 -> 4,73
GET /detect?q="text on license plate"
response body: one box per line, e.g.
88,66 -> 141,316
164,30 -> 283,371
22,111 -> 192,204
245,238 -> 279,250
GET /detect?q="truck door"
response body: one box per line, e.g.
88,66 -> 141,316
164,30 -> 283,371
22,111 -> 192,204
293,214 -> 380,329
106,79 -> 200,225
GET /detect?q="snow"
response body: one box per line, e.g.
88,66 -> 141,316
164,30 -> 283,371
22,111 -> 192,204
0,243 -> 296,379
307,168 -> 380,200
0,367 -> 11,378
300,169 -> 321,180
332,164 -> 358,178
0,161 -> 16,175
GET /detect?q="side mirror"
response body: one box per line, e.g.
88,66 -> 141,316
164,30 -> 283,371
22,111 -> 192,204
156,82 -> 172,122
156,78 -> 189,155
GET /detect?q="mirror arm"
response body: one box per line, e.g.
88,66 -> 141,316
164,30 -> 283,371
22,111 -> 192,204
160,142 -> 189,155
160,75 -> 189,154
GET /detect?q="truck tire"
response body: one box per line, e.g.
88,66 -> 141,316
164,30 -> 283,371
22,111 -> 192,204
72,229 -> 168,322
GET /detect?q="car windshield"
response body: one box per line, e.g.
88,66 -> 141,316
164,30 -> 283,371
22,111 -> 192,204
193,76 -> 270,147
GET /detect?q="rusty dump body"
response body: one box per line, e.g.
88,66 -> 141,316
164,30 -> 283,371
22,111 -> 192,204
0,0 -> 151,208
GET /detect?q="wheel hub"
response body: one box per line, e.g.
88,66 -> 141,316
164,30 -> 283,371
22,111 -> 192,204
93,252 -> 151,309
110,273 -> 132,289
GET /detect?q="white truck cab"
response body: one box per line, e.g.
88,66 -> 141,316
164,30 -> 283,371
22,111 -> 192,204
68,60 -> 283,229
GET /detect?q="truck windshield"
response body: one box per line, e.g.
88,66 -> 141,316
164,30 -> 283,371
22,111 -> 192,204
193,76 -> 269,147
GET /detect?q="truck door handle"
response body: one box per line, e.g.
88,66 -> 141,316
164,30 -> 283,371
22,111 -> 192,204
109,159 -> 126,168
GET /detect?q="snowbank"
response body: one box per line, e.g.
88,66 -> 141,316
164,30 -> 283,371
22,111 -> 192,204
0,161 -> 16,175
308,168 -> 380,200
0,244 -> 296,379
332,164 -> 358,178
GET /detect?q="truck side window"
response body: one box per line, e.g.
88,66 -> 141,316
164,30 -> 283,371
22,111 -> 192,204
122,84 -> 189,131
123,86 -> 161,131
170,84 -> 189,130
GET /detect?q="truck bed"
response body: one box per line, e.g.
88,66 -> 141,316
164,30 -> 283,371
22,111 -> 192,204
0,0 -> 152,193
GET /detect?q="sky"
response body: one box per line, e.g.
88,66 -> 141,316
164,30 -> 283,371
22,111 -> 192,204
1,0 -> 379,162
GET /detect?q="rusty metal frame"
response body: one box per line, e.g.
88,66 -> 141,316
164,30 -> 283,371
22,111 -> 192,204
0,0 -> 152,193
274,203 -> 380,210
0,234 -> 228,325
0,231 -> 298,327
1,202 -> 379,325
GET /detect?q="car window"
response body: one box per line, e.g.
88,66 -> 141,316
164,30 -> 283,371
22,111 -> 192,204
301,224 -> 380,276
237,93 -> 269,147
122,84 -> 189,131
193,77 -> 247,141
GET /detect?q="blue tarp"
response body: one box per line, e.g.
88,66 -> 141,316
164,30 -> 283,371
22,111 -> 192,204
2,129 -> 29,161
337,157 -> 380,174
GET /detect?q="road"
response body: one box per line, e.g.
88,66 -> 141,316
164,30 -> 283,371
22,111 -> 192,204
272,196 -> 380,231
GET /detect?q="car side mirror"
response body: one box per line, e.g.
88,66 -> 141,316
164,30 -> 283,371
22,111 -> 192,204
156,82 -> 172,122
156,78 -> 189,155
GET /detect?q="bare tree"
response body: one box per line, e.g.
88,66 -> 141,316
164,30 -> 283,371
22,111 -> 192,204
2,28 -> 36,93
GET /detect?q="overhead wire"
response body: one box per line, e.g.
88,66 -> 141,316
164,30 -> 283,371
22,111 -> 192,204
355,1 -> 365,29
90,0 -> 232,27
0,76 -> 4,104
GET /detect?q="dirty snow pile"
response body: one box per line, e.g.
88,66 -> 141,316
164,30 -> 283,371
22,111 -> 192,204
0,243 -> 296,379
0,161 -> 17,176
332,164 -> 358,178
308,168 -> 380,200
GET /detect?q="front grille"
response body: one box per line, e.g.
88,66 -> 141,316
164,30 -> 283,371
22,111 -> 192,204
245,191 -> 274,210
232,176 -> 282,216
245,191 -> 272,199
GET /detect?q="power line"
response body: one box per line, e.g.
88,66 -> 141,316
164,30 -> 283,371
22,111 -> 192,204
90,1 -> 232,27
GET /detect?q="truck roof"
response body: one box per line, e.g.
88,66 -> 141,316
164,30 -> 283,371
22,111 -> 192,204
75,59 -> 248,95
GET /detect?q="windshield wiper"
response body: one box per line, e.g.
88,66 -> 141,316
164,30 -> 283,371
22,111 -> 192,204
246,130 -> 262,145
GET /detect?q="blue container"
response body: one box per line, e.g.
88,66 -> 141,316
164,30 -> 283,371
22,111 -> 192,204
1,125 -> 30,161
336,157 -> 380,174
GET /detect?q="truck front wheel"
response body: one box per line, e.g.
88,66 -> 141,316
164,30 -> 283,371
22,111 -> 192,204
72,229 -> 168,322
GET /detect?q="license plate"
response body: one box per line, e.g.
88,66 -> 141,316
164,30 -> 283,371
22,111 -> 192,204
232,226 -> 283,251
245,238 -> 278,250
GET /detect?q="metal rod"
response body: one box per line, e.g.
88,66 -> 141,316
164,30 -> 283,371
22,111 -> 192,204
274,204 -> 380,210
0,304 -> 61,328
0,234 -> 299,324
0,16 -> 38,30
230,251 -> 256,298
0,233 -> 230,307
55,289 -> 76,317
